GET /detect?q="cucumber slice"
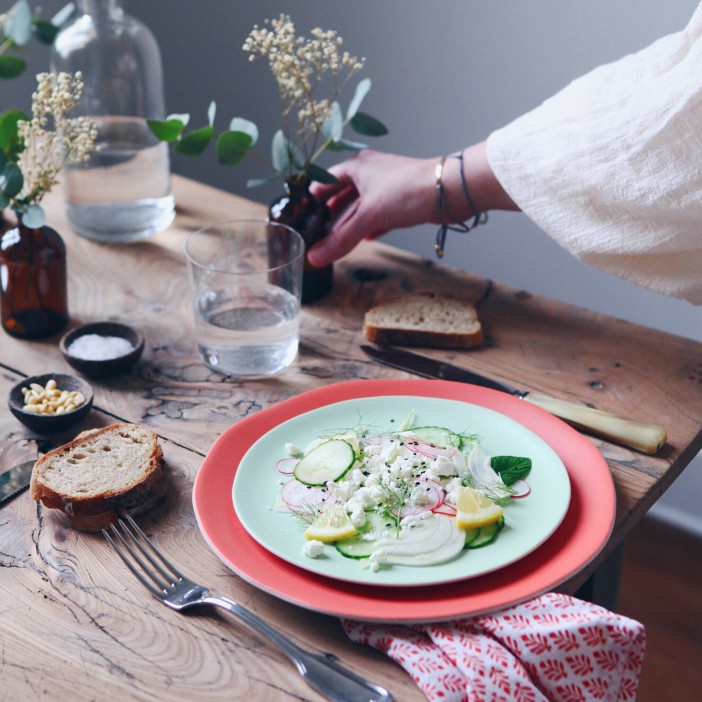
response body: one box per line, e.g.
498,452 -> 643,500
410,426 -> 462,448
293,439 -> 356,486
335,513 -> 393,559
467,516 -> 505,549
463,527 -> 480,548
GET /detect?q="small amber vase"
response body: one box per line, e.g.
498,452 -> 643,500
269,177 -> 333,303
0,216 -> 69,339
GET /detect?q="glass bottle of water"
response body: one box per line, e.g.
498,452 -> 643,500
50,0 -> 174,243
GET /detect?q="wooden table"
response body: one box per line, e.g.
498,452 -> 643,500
2,176 -> 701,701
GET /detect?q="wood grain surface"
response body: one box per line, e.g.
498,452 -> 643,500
1,176 -> 701,701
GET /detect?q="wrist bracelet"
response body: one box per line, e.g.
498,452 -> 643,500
434,150 -> 488,258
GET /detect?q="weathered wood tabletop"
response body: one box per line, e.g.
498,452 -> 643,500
2,176 -> 701,701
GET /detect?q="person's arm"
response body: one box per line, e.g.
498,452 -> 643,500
308,141 -> 518,268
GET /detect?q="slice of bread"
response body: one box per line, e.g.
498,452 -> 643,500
30,423 -> 164,532
363,293 -> 483,349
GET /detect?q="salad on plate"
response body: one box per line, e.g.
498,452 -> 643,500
274,413 -> 533,573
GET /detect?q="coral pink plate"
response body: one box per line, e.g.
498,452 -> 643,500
192,379 -> 615,623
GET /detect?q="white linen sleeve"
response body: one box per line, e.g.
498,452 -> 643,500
486,3 -> 702,304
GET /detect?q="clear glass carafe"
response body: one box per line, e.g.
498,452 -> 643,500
51,0 -> 174,243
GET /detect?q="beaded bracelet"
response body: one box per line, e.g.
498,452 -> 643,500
434,150 -> 488,258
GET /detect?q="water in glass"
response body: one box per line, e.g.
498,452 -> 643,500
195,285 -> 300,377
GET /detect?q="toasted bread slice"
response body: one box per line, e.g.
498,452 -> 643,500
363,293 -> 483,349
30,423 -> 164,532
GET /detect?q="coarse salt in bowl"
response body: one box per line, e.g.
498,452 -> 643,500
60,322 -> 145,378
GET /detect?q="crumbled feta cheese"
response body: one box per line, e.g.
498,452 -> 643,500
410,484 -> 434,505
349,503 -> 367,527
443,477 -> 462,505
285,443 -> 304,458
303,540 -> 325,558
325,479 -> 355,503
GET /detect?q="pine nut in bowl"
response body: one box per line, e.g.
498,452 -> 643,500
60,322 -> 145,378
8,373 -> 94,433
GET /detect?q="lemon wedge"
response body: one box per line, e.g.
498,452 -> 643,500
304,504 -> 358,542
455,486 -> 504,530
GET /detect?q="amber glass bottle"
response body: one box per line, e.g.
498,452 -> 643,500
0,219 -> 69,339
269,177 -> 333,303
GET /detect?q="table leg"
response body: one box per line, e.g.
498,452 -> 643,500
574,540 -> 625,611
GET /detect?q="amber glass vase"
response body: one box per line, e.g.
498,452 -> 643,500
0,219 -> 69,339
269,177 -> 333,303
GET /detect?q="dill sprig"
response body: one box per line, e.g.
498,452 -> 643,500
374,476 -> 412,535
461,473 -> 515,505
290,501 -> 324,527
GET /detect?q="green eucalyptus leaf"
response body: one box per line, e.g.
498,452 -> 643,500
31,18 -> 60,45
166,112 -> 190,126
147,118 -> 185,142
327,138 -> 368,152
0,150 -> 5,172
229,117 -> 258,146
321,101 -> 343,142
174,125 -> 214,156
271,130 -> 289,172
289,141 -> 306,171
0,193 -> 9,209
306,163 -> 339,185
246,174 -> 280,188
207,100 -> 216,127
347,78 -> 371,119
20,203 -> 45,229
5,0 -> 32,46
1,163 -> 23,198
216,130 -> 252,166
51,3 -> 76,27
0,56 -> 27,79
0,108 -> 29,157
350,112 -> 389,137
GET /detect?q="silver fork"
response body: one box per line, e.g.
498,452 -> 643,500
103,515 -> 393,702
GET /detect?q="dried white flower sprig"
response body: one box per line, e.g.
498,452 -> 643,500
148,14 -> 387,186
0,70 -> 97,227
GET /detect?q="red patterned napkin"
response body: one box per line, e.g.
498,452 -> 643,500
343,593 -> 645,702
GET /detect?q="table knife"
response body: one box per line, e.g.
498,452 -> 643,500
0,459 -> 34,506
361,344 -> 667,455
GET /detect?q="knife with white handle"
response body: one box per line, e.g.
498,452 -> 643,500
361,345 -> 667,455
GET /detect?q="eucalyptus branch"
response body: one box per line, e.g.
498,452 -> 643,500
147,13 -> 388,186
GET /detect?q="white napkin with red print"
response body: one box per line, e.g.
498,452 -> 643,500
343,592 -> 645,702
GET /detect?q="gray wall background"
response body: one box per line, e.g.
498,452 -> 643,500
7,0 -> 701,531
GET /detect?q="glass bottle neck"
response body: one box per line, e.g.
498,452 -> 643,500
77,0 -> 123,20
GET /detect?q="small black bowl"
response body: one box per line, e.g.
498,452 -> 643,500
60,322 -> 145,378
8,373 -> 94,434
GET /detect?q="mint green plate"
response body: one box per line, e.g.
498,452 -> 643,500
233,395 -> 571,588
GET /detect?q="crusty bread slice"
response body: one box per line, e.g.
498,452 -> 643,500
30,423 -> 164,532
364,293 -> 483,349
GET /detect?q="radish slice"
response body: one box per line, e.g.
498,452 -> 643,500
399,479 -> 443,518
510,480 -> 531,498
361,433 -> 398,449
433,503 -> 457,516
280,479 -> 331,511
403,440 -> 456,460
276,457 -> 299,475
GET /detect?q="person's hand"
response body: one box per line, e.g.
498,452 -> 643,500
308,150 -> 438,267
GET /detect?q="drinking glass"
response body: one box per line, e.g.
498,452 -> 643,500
185,220 -> 304,377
